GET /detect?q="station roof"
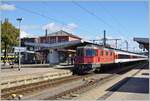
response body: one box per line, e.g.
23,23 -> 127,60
25,40 -> 95,50
134,37 -> 149,51
40,30 -> 82,39
25,39 -> 142,55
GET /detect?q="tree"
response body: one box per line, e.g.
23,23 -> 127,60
1,18 -> 19,64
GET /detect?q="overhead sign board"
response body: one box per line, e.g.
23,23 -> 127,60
14,47 -> 26,52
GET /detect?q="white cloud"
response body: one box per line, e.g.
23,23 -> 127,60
42,23 -> 61,32
0,3 -> 16,11
42,22 -> 78,33
20,30 -> 37,38
21,25 -> 41,30
63,23 -> 78,32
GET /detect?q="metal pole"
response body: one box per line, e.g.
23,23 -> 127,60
17,18 -> 22,71
19,21 -> 21,71
103,30 -> 106,47
115,40 -> 117,49
125,40 -> 128,51
115,39 -> 120,49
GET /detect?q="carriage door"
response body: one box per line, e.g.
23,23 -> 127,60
94,49 -> 98,63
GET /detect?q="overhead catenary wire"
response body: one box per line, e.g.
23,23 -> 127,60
98,3 -> 132,36
72,1 -> 121,34
98,3 -> 136,50
4,2 -> 66,25
72,2 -> 134,49
4,2 -> 94,38
40,1 -> 93,36
4,2 -> 118,37
4,2 -> 84,35
72,1 -> 112,28
4,2 -> 128,46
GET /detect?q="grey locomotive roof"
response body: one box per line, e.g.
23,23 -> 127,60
78,44 -> 145,56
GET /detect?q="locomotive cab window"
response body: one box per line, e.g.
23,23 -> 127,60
110,52 -> 112,56
86,49 -> 97,56
77,48 -> 84,56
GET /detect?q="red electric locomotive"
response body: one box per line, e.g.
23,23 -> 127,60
74,45 -> 148,74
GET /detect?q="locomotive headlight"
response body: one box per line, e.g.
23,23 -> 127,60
81,40 -> 84,43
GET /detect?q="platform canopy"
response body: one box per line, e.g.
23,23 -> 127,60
134,38 -> 149,51
24,40 -> 96,50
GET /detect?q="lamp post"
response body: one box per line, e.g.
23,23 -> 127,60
16,18 -> 22,71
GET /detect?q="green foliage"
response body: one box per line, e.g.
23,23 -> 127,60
1,19 -> 19,52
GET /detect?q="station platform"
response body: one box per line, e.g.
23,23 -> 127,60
1,64 -> 52,69
74,63 -> 149,100
104,64 -> 149,100
1,66 -> 73,89
1,63 -> 73,69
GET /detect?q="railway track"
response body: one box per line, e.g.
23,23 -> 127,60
44,62 -> 147,100
1,62 -> 146,100
1,73 -> 94,100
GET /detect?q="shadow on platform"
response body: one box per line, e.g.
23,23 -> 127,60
106,77 -> 149,94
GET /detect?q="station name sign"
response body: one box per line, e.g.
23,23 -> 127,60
14,47 -> 27,52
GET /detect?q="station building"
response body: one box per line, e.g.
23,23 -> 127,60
38,30 -> 82,64
21,30 -> 84,64
39,30 -> 81,43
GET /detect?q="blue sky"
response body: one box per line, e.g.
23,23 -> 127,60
0,1 -> 148,52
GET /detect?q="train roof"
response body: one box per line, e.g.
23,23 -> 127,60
105,47 -> 146,56
77,44 -> 147,57
104,47 -> 147,57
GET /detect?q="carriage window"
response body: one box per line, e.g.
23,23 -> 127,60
106,51 -> 108,56
100,51 -> 103,56
118,54 -> 130,59
110,52 -> 112,56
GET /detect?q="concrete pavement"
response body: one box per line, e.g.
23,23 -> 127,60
74,63 -> 149,100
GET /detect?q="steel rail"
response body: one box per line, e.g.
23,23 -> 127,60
44,62 -> 147,100
1,61 -> 147,100
1,73 -> 95,100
